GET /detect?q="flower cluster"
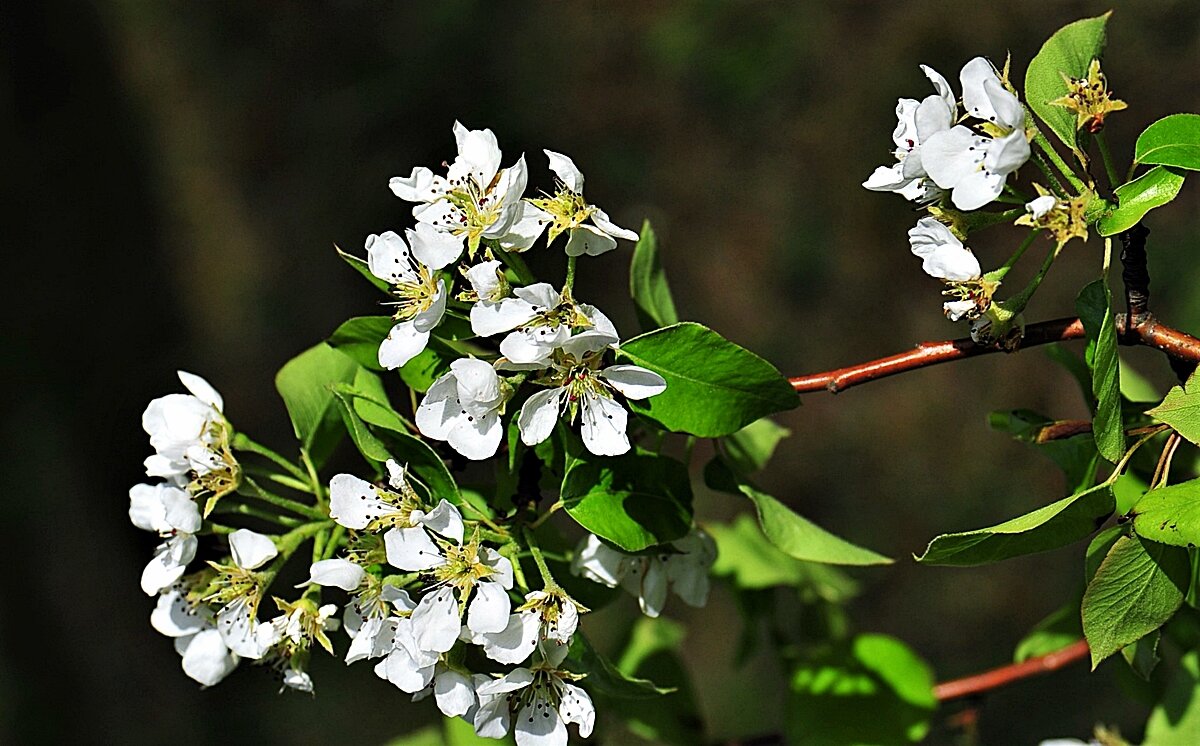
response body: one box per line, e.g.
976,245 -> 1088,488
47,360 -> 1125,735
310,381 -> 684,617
364,123 -> 667,459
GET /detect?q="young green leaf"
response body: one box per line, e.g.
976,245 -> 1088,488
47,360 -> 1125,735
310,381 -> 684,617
709,514 -> 853,590
1013,601 -> 1082,662
629,220 -> 680,331
613,618 -> 704,746
786,635 -> 936,746
561,454 -> 693,552
1097,166 -> 1186,236
568,633 -> 675,699
1024,13 -> 1111,148
617,322 -> 799,438
336,244 -> 390,294
1146,368 -> 1200,447
706,458 -> 892,566
328,316 -> 392,371
1135,113 -> 1200,171
1142,651 -> 1200,745
331,385 -> 392,465
1076,279 -> 1125,462
274,343 -> 361,468
915,484 -> 1114,566
1131,478 -> 1200,548
1081,535 -> 1189,668
723,417 -> 791,475
1121,629 -> 1161,681
988,409 -> 1099,492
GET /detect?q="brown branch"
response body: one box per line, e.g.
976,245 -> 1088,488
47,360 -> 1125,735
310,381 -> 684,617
933,639 -> 1090,702
791,315 -> 1200,394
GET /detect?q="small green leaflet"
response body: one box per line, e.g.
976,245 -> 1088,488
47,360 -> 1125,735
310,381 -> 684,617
1081,535 -> 1189,668
617,322 -> 799,438
274,343 -> 360,468
1142,651 -> 1200,745
1147,368 -> 1200,447
1135,113 -> 1200,171
1131,478 -> 1200,548
723,417 -> 791,475
336,244 -> 390,294
1024,13 -> 1110,148
706,458 -> 892,566
629,220 -> 680,331
1076,279 -> 1124,462
915,484 -> 1114,566
561,453 -> 693,552
1013,602 -> 1082,663
785,634 -> 936,746
1097,166 -> 1186,236
327,316 -> 392,371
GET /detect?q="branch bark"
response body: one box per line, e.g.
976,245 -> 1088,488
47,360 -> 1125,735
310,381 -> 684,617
791,315 -> 1200,394
933,639 -> 1090,701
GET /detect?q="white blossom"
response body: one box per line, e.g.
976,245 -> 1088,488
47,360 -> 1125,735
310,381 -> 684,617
921,57 -> 1030,210
366,230 -> 448,370
328,459 -> 424,531
863,65 -> 954,203
573,529 -> 716,618
130,482 -> 202,595
473,649 -> 595,746
390,122 -> 532,255
152,586 -> 239,687
469,589 -> 582,665
907,218 -> 981,282
142,371 -> 235,487
212,529 -> 279,660
529,149 -> 639,256
416,358 -> 510,460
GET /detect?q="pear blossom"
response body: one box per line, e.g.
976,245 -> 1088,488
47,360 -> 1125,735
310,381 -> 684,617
142,371 -> 238,494
328,459 -> 425,532
385,500 -> 514,640
907,217 -> 990,321
469,282 -> 616,366
469,589 -> 583,665
130,482 -> 202,595
416,358 -> 511,460
462,260 -> 508,304
573,529 -> 716,618
207,529 -> 280,660
344,582 -> 416,665
517,333 -> 666,456
152,585 -> 240,686
1026,194 -> 1057,220
473,645 -> 595,746
366,230 -> 449,370
528,149 -> 639,256
390,122 -> 533,256
863,65 -> 955,203
921,57 -> 1030,210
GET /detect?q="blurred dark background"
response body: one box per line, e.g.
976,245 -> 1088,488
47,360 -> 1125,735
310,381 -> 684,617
4,1 -> 1200,744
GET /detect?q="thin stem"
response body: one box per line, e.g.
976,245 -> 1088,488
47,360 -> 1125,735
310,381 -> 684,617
1031,150 -> 1069,198
232,433 -> 308,481
1003,182 -> 1032,202
529,501 -> 564,530
240,478 -> 325,519
212,501 -> 304,528
1095,132 -> 1121,189
241,466 -> 315,494
1001,239 -> 1063,314
1103,429 -> 1162,486
564,255 -> 578,294
301,449 -> 327,509
1033,131 -> 1087,194
522,527 -> 559,591
201,522 -> 236,535
934,639 -> 1089,701
262,520 -> 335,581
1152,432 -> 1183,489
460,500 -> 506,535
320,525 -> 347,561
988,230 -> 1041,283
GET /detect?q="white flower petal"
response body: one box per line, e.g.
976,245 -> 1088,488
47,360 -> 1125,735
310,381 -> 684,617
519,389 -> 564,447
560,683 -> 595,738
411,586 -> 460,654
329,473 -> 394,530
580,393 -> 629,457
564,224 -> 617,257
452,122 -> 503,187
516,702 -> 567,746
390,166 -> 439,202
448,410 -> 503,461
601,365 -> 666,400
572,534 -> 625,587
590,208 -> 639,242
468,581 -> 511,635
179,628 -> 238,686
921,126 -> 984,190
151,589 -> 209,638
228,528 -> 278,570
385,526 -> 447,572
129,483 -> 170,533
366,231 -> 417,285
920,64 -> 956,118
434,668 -> 477,718
477,612 -> 539,665
1027,195 -> 1057,219
545,149 -> 585,193
411,279 -> 447,334
985,128 -> 1031,175
464,260 -> 505,300
161,488 -> 202,534
497,201 -> 551,252
177,371 -> 223,411
378,320 -> 430,370
636,560 -> 669,618
470,297 -> 537,338
500,326 -> 566,365
961,56 -> 1001,123
407,222 -> 463,270
951,168 -> 1006,211
943,299 -> 978,321
415,372 -> 461,442
413,499 -> 465,544
303,558 -> 365,591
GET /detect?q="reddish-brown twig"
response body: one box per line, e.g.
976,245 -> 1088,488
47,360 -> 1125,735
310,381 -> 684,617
791,315 -> 1200,394
933,639 -> 1090,701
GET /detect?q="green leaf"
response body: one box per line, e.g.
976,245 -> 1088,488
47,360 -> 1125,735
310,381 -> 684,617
1024,13 -> 1111,148
561,453 -> 693,552
327,316 -> 392,371
337,244 -> 390,294
1086,525 -> 1125,582
706,458 -> 892,566
1014,601 -> 1083,662
569,633 -> 675,699
988,409 -> 1099,492
1044,343 -> 1096,408
1121,629 -> 1161,680
613,618 -> 703,745
915,484 -> 1114,566
331,385 -> 393,465
723,417 -> 791,474
1136,113 -> 1200,171
785,634 -> 936,746
617,322 -> 799,438
1147,368 -> 1200,447
1098,166 -> 1186,236
274,343 -> 360,468
397,344 -> 455,394
629,220 -> 680,332
1076,279 -> 1125,462
1131,478 -> 1200,548
1121,357 -> 1162,403
1142,651 -> 1200,745
1082,534 -> 1189,667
